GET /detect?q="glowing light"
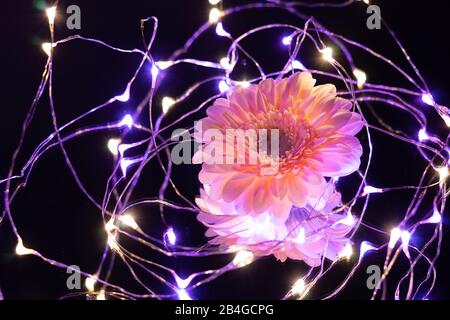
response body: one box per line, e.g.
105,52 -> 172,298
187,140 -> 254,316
389,227 -> 402,249
232,250 -> 254,268
209,8 -> 223,24
105,218 -> 116,232
282,36 -> 292,46
162,96 -> 176,114
118,114 -> 133,128
362,185 -> 383,196
115,88 -> 130,102
220,57 -> 233,70
418,128 -> 429,142
42,42 -> 53,56
421,93 -> 434,106
436,166 -> 449,185
177,289 -> 192,300
208,0 -> 221,4
320,47 -> 334,63
423,208 -> 442,224
291,278 -> 305,296
46,6 -> 57,25
155,60 -> 172,70
165,227 -> 177,245
237,80 -> 250,88
401,230 -> 411,247
353,68 -> 367,89
218,80 -> 230,93
291,60 -> 306,71
175,274 -> 193,289
335,210 -> 355,227
119,214 -> 139,230
120,158 -> 140,177
15,239 -> 34,256
96,290 -> 106,300
107,233 -> 119,251
107,138 -> 121,156
359,241 -> 376,259
339,242 -> 353,260
85,276 -> 97,292
151,64 -> 159,79
216,22 -> 230,37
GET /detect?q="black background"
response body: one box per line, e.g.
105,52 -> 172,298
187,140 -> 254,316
0,0 -> 449,300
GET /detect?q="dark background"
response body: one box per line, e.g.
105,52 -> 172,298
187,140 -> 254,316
0,0 -> 449,300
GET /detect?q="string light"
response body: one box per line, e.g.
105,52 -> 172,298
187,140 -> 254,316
320,47 -> 334,63
15,239 -> 35,256
362,185 -> 383,196
218,80 -> 230,93
118,214 -> 139,230
219,57 -> 233,70
96,290 -> 106,300
42,42 -> 53,56
436,166 -> 449,186
177,289 -> 192,300
115,87 -> 130,102
339,242 -> 353,260
216,22 -> 230,37
162,96 -> 175,114
164,227 -> 177,246
353,68 -> 367,89
291,278 -> 306,296
421,93 -> 435,106
46,6 -> 57,25
418,128 -> 429,142
232,250 -> 254,268
208,0 -> 222,5
107,138 -> 121,156
85,276 -> 97,292
208,8 -> 223,24
388,227 -> 402,249
282,36 -> 292,46
118,114 -> 133,128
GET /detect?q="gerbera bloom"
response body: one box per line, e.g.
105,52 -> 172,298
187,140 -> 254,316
193,71 -> 364,222
196,182 -> 354,266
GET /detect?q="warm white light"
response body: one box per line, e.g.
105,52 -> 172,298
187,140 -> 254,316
320,47 -> 334,62
208,0 -> 222,5
118,114 -> 133,128
151,64 -> 159,79
175,274 -> 193,289
162,96 -> 175,114
388,227 -> 402,249
15,239 -> 34,256
232,250 -> 254,268
442,114 -> 450,128
42,42 -> 53,56
339,242 -> 353,260
96,290 -> 106,300
216,22 -> 230,37
107,138 -> 121,156
120,158 -> 138,176
418,128 -> 429,142
105,218 -> 116,232
85,276 -> 97,292
423,208 -> 442,224
362,185 -> 383,196
115,88 -> 130,102
335,210 -> 355,227
291,60 -> 306,71
421,93 -> 434,106
155,60 -> 172,70
46,6 -> 57,25
107,233 -> 119,251
401,230 -> 411,247
220,57 -> 233,70
237,80 -> 250,88
436,166 -> 449,185
353,68 -> 367,89
291,278 -> 305,296
119,214 -> 139,230
209,8 -> 223,24
359,241 -> 376,259
282,36 -> 292,46
218,80 -> 230,93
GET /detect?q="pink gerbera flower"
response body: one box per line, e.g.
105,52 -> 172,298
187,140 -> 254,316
194,71 -> 364,222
